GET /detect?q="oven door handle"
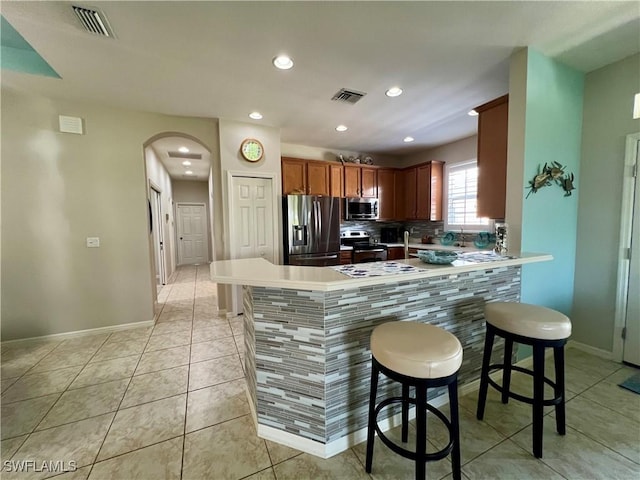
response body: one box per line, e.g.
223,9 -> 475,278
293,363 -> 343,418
354,248 -> 385,253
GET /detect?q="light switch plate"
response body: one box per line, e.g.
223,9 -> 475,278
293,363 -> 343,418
86,237 -> 100,248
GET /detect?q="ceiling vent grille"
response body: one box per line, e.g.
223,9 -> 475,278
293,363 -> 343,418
72,5 -> 114,37
168,152 -> 202,160
331,88 -> 366,104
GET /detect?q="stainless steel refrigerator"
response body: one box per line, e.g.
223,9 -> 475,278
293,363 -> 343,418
283,195 -> 341,266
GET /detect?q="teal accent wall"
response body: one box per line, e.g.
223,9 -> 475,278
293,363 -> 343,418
520,50 -> 584,319
1,16 -> 60,78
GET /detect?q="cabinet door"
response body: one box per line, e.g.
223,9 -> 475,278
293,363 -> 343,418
340,251 -> 352,265
281,158 -> 307,195
477,95 -> 508,219
344,165 -> 360,197
387,246 -> 405,260
377,169 -> 396,220
416,164 -> 432,220
404,167 -> 417,219
361,168 -> 378,198
329,164 -> 344,197
306,162 -> 330,195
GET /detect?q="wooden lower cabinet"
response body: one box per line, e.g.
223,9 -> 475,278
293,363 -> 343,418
386,246 -> 405,260
340,250 -> 352,265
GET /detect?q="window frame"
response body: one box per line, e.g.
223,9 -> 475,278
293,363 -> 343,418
443,159 -> 493,233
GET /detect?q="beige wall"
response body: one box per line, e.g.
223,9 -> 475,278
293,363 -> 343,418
401,135 -> 477,167
173,180 -> 212,261
145,145 -> 176,279
572,53 -> 640,351
281,143 -> 400,167
1,87 -> 217,340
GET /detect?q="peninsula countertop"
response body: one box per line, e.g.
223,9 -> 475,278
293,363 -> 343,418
210,252 -> 552,292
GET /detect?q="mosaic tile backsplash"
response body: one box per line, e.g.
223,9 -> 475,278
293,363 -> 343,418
243,265 -> 520,445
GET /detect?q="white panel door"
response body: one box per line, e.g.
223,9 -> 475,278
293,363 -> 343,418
232,177 -> 275,262
623,143 -> 640,366
177,204 -> 207,265
230,176 -> 275,314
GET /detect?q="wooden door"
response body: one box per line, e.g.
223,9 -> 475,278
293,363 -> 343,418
377,169 -> 396,220
329,164 -> 344,197
306,162 -> 330,195
361,167 -> 378,198
344,165 -> 360,197
281,158 -> 307,194
416,164 -> 432,219
476,95 -> 508,219
404,167 -> 417,219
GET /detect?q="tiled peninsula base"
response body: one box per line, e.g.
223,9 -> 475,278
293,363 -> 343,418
242,266 -> 521,458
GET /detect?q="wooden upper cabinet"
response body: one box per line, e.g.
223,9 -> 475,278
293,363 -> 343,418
344,165 -> 361,197
416,164 -> 432,220
404,167 -> 418,219
476,95 -> 508,219
281,158 -> 307,195
329,164 -> 344,197
377,169 -> 396,220
361,168 -> 377,198
282,157 -> 338,196
306,162 -> 330,195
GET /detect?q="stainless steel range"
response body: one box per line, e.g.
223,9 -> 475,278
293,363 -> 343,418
340,231 -> 388,263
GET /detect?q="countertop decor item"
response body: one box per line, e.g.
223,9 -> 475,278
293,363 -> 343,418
416,250 -> 458,265
474,231 -> 491,248
240,138 -> 264,162
526,161 -> 575,198
440,231 -> 456,246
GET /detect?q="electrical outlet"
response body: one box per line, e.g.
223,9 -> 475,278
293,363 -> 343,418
434,228 -> 439,235
86,237 -> 100,248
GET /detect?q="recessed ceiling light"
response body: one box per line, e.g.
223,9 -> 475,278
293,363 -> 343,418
272,55 -> 293,70
403,136 -> 415,143
468,109 -> 479,116
336,125 -> 348,132
182,161 -> 191,166
385,87 -> 403,97
249,111 -> 263,120
178,146 -> 189,153
185,170 -> 193,175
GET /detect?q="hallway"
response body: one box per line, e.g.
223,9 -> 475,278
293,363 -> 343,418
1,266 -> 639,479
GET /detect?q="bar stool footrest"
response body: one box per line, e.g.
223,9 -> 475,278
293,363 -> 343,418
486,364 -> 562,406
373,396 -> 453,462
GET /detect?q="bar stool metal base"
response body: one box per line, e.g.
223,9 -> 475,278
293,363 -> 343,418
365,356 -> 461,480
477,323 -> 568,458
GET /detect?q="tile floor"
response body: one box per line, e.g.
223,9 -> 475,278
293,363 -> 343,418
1,265 -> 639,479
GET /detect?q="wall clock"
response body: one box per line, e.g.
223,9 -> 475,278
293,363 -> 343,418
240,138 -> 264,162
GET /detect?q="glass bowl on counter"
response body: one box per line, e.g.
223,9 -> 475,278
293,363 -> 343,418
416,250 -> 458,265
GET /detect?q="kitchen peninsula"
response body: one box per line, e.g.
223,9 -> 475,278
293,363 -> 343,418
210,253 -> 552,458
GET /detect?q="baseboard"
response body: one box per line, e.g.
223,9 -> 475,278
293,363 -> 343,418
0,320 -> 155,346
566,340 -> 613,360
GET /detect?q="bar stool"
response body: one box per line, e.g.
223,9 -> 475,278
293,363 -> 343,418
476,302 -> 572,458
365,322 -> 463,480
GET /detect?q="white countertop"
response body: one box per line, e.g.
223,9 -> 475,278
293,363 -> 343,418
210,252 -> 552,292
382,243 -> 492,252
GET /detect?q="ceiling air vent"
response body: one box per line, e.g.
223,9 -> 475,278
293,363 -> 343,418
72,5 -> 114,37
331,88 -> 366,104
168,152 -> 202,160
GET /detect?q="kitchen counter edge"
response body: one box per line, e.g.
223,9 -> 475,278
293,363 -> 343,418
210,253 -> 552,292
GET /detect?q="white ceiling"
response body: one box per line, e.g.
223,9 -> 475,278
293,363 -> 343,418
2,1 -> 639,178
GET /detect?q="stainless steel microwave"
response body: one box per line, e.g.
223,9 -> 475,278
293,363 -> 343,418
345,197 -> 379,220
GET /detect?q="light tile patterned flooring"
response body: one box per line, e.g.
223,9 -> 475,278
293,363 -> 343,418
1,265 -> 639,479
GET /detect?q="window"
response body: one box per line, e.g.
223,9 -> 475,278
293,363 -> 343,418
443,159 -> 491,232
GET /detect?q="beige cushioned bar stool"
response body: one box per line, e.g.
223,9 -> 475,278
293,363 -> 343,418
365,322 -> 463,480
477,302 -> 572,458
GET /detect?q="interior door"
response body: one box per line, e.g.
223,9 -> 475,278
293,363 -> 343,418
623,141 -> 640,366
176,204 -> 207,265
231,176 -> 275,313
150,186 -> 165,287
